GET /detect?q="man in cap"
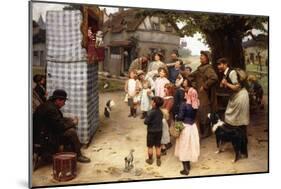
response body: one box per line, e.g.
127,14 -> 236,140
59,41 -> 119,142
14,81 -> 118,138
188,50 -> 218,138
33,89 -> 91,163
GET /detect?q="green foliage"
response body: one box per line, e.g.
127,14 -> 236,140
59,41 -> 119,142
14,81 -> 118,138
174,121 -> 184,131
63,4 -> 81,10
178,48 -> 192,58
138,9 -> 268,42
98,78 -> 125,93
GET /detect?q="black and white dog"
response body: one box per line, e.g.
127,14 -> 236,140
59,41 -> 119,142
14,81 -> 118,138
104,100 -> 115,118
208,113 -> 248,162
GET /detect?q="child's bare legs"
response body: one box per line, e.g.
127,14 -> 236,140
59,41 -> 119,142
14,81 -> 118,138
128,98 -> 133,117
146,146 -> 161,166
133,103 -> 138,118
146,147 -> 154,164
156,146 -> 161,166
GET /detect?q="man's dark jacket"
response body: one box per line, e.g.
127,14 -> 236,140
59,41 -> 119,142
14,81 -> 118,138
33,100 -> 75,150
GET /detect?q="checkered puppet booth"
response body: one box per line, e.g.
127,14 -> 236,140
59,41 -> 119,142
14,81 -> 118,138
46,10 -> 99,144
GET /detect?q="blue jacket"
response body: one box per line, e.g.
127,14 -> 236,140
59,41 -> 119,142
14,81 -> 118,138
177,103 -> 197,125
169,68 -> 180,84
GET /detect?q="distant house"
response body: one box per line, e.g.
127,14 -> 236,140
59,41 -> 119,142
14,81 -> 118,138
243,34 -> 268,65
102,9 -> 182,76
33,15 -> 46,67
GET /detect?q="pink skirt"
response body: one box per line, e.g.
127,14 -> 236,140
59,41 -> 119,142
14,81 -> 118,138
174,123 -> 200,162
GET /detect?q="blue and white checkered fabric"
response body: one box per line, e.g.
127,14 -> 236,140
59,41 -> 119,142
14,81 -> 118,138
46,61 -> 99,144
45,10 -> 99,144
46,10 -> 87,62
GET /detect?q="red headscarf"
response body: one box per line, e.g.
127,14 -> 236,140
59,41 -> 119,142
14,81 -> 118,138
186,87 -> 200,109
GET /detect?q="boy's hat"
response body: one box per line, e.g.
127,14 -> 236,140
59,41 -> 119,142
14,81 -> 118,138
200,50 -> 211,62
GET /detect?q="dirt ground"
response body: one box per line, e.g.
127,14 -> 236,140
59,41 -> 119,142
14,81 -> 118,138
32,91 -> 268,187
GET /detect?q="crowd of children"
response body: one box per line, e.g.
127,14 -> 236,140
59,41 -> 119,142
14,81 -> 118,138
123,50 -> 265,176
124,51 -> 201,175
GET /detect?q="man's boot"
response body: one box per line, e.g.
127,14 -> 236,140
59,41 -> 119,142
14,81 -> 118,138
77,151 -> 91,163
77,155 -> 91,163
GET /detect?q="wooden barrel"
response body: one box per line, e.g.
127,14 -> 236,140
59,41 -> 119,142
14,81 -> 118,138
53,152 -> 77,182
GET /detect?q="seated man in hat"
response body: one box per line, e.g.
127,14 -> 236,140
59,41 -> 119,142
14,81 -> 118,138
33,89 -> 91,163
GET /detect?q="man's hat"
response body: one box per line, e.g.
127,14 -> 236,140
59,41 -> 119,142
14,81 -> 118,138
200,50 -> 211,62
49,89 -> 68,100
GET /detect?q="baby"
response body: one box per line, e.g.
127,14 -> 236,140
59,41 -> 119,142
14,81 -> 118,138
140,80 -> 154,119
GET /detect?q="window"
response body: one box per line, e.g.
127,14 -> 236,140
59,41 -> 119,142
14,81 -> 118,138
111,47 -> 120,55
153,22 -> 160,31
165,24 -> 173,32
40,51 -> 45,66
33,51 -> 38,57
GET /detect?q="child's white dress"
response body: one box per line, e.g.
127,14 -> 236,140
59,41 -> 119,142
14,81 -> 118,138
140,88 -> 153,112
161,109 -> 171,145
161,118 -> 170,144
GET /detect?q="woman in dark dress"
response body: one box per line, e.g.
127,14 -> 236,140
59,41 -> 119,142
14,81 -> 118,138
173,78 -> 189,118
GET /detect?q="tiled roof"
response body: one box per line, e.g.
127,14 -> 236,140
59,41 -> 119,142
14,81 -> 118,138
103,9 -> 144,33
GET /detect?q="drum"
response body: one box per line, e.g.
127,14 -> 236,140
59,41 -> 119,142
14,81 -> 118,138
53,152 -> 77,182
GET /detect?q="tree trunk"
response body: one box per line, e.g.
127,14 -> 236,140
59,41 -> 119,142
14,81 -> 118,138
206,30 -> 245,70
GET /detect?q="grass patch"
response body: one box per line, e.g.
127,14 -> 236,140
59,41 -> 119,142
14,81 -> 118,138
98,78 -> 125,93
32,66 -> 46,77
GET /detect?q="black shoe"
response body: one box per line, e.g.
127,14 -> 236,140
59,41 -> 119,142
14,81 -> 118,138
161,149 -> 167,156
165,143 -> 172,150
180,169 -> 189,175
180,161 -> 190,175
77,155 -> 91,163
